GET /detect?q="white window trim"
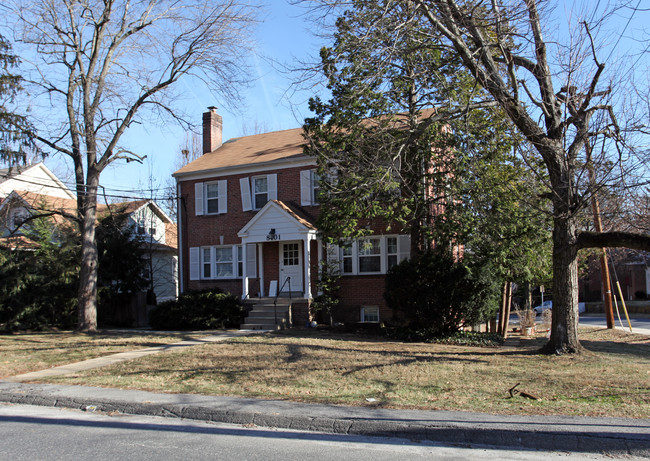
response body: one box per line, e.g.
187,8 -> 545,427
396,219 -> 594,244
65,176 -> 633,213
241,174 -> 278,211
191,245 -> 245,280
333,235 -> 411,276
196,180 -> 227,215
300,169 -> 320,206
360,305 -> 380,323
204,180 -> 228,215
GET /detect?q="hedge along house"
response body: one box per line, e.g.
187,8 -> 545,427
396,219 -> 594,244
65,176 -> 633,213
174,108 -> 415,329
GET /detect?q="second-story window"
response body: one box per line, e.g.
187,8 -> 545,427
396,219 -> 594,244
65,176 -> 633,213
195,180 -> 227,215
253,176 -> 268,209
300,169 -> 320,206
205,182 -> 220,214
240,174 -> 277,212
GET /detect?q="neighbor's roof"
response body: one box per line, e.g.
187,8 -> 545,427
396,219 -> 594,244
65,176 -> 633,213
3,190 -> 79,225
173,127 -> 306,177
0,164 -> 32,184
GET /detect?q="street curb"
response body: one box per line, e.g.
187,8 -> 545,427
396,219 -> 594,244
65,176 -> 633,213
0,383 -> 648,457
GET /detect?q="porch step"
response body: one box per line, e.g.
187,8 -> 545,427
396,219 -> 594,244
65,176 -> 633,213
241,299 -> 292,330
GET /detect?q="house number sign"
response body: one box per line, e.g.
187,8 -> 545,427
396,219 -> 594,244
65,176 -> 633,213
266,229 -> 281,241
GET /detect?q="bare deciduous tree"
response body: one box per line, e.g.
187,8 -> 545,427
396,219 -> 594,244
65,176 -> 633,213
8,0 -> 259,331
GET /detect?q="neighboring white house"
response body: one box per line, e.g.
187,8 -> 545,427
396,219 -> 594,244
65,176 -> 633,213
0,163 -> 75,200
114,199 -> 179,302
0,188 -> 178,305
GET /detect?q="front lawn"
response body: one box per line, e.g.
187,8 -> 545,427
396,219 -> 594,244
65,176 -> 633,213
33,327 -> 650,418
0,330 -> 207,378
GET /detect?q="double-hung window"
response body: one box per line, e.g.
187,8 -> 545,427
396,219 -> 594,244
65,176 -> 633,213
240,174 -> 277,211
342,243 -> 354,274
202,247 -> 212,278
332,235 -> 411,275
386,237 -> 398,271
195,180 -> 227,215
253,176 -> 268,209
205,182 -> 220,214
215,247 -> 234,277
300,169 -> 320,206
358,238 -> 382,273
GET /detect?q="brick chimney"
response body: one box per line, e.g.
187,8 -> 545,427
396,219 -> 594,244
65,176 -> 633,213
202,106 -> 223,153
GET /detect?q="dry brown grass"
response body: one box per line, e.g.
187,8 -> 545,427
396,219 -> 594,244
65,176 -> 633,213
0,330 -> 206,378
35,327 -> 650,418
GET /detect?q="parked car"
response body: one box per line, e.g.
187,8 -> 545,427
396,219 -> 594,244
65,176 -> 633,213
534,300 -> 552,315
533,300 -> 586,315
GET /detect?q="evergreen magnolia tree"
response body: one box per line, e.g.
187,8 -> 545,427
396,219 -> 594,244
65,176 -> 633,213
442,110 -> 553,325
303,0 -> 496,254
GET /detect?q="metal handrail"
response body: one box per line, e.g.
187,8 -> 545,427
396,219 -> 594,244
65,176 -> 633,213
274,277 -> 292,325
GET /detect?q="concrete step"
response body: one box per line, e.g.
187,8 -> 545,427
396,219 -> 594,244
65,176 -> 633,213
240,323 -> 281,331
247,312 -> 286,320
247,305 -> 290,313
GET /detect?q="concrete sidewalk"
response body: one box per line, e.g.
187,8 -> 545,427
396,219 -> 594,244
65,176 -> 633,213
2,330 -> 259,383
0,381 -> 648,457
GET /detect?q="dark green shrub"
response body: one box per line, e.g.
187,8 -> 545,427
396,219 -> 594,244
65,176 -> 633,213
384,249 -> 498,337
310,260 -> 341,325
148,289 -> 244,330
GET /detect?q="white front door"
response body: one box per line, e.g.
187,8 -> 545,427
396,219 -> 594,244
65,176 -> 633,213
280,242 -> 303,293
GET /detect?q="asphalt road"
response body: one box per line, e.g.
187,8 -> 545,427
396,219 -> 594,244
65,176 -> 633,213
509,313 -> 650,335
578,313 -> 650,334
0,404 -> 622,461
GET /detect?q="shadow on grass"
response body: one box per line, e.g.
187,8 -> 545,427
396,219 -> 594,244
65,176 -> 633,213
580,339 -> 650,358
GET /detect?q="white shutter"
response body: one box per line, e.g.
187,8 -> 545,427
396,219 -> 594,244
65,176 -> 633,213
246,243 -> 257,278
189,247 -> 200,280
218,180 -> 228,214
398,235 -> 411,262
194,183 -> 204,216
240,177 -> 252,211
267,174 -> 277,201
300,170 -> 312,206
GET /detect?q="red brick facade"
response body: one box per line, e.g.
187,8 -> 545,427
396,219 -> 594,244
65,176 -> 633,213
174,113 -> 412,326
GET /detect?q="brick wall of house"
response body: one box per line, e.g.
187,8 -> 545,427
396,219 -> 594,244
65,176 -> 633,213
179,162 -> 407,326
179,164 -> 319,292
334,276 -> 390,324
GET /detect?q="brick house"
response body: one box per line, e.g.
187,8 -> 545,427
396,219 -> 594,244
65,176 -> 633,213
174,108 -> 413,328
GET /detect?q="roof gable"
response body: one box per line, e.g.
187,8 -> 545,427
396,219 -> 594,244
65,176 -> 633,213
0,163 -> 75,200
238,200 -> 316,243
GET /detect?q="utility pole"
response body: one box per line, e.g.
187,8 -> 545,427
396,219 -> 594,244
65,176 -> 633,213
590,195 -> 615,328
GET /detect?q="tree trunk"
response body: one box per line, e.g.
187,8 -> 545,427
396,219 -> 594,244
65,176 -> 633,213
541,215 -> 582,354
77,176 -> 99,332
